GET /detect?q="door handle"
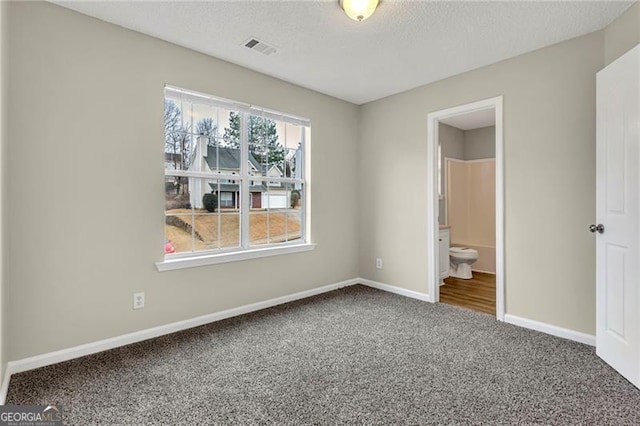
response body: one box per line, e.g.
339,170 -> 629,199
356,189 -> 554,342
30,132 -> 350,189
589,224 -> 605,234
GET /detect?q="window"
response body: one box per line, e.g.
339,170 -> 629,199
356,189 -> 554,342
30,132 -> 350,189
219,192 -> 234,208
162,86 -> 310,265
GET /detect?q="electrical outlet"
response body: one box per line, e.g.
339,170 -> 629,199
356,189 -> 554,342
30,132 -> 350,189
376,258 -> 383,269
133,292 -> 145,309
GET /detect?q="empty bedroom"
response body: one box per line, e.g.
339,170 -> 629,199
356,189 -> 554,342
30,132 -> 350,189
1,0 -> 640,424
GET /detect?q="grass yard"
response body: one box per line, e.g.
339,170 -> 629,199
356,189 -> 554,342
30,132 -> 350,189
166,209 -> 301,253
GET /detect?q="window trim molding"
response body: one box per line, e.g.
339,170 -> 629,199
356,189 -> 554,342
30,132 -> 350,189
163,85 -> 311,267
156,242 -> 316,272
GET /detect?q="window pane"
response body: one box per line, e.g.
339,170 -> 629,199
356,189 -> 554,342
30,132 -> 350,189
164,131 -> 194,172
179,97 -> 194,133
276,121 -> 305,179
285,183 -> 303,242
196,178 -> 240,249
219,211 -> 241,248
165,212 -> 197,254
206,141 -> 241,175
192,103 -> 218,140
165,97 -> 195,172
248,114 -> 286,182
196,212 -> 240,250
220,108 -> 239,148
249,181 -> 303,246
165,178 -> 240,254
279,122 -> 305,150
284,147 -> 301,179
165,175 -> 196,254
165,176 -> 192,210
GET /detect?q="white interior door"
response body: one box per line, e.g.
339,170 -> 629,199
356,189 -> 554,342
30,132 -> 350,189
596,44 -> 640,388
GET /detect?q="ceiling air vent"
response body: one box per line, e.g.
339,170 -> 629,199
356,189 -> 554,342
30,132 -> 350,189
243,37 -> 277,56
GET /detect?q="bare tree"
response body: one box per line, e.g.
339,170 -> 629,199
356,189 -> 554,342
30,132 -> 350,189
164,100 -> 195,168
196,117 -> 218,145
164,99 -> 193,195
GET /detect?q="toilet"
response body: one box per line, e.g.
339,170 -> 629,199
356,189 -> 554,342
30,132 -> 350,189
449,247 -> 479,279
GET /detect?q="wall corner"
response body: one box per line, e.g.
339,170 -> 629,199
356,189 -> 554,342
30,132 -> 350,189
603,2 -> 640,66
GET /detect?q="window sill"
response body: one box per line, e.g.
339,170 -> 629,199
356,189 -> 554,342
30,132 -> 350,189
155,243 -> 316,272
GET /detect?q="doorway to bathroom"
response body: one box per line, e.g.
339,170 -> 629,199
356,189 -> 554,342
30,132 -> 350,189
426,97 -> 504,320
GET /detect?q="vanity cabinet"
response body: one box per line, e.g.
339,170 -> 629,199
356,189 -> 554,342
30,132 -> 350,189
439,228 -> 450,281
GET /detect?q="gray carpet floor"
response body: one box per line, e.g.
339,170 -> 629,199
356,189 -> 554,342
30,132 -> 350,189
6,285 -> 640,425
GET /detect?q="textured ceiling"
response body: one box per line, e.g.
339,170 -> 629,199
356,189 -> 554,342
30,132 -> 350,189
440,109 -> 495,131
53,1 -> 633,105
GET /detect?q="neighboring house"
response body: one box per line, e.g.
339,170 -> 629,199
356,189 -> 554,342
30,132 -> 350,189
164,152 -> 182,170
188,137 -> 294,210
262,163 -> 288,209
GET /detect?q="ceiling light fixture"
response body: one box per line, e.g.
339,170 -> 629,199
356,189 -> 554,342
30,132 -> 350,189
340,0 -> 379,22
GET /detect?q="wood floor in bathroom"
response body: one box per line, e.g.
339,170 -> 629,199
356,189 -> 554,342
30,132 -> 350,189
440,272 -> 496,316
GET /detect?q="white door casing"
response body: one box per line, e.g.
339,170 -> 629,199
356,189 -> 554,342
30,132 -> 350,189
439,228 -> 450,281
426,96 -> 504,321
596,44 -> 640,388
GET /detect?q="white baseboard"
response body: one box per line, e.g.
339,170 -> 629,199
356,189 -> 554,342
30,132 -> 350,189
504,314 -> 595,346
0,277 -> 360,404
359,278 -> 431,302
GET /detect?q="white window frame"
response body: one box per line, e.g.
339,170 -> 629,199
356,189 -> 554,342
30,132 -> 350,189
157,86 -> 314,271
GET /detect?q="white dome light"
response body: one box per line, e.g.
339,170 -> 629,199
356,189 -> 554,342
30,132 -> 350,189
340,0 -> 379,22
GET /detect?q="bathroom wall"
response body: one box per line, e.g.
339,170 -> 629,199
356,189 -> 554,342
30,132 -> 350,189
459,125 -> 496,273
447,158 -> 496,273
439,124 -> 495,225
438,123 -> 464,224
464,126 -> 495,160
439,123 -> 465,159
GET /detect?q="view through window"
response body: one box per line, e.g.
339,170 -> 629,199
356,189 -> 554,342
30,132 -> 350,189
164,86 -> 309,257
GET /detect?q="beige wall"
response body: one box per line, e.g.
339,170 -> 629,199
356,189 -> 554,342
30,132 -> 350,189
5,2 -> 360,360
604,2 -> 640,66
359,31 -> 603,334
464,126 -> 495,160
439,123 -> 465,161
0,0 -> 6,384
